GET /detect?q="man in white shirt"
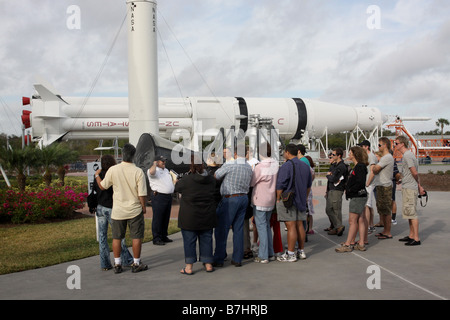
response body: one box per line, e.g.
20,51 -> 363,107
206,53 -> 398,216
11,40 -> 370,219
148,155 -> 175,245
394,136 -> 424,246
372,137 -> 394,240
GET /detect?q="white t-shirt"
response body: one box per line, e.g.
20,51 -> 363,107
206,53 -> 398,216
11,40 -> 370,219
376,153 -> 394,187
401,150 -> 418,190
148,167 -> 175,194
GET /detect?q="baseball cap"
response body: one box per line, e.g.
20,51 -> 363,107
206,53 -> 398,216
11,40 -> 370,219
155,155 -> 167,162
357,140 -> 370,148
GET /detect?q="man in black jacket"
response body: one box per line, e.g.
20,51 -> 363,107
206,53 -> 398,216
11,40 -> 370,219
325,148 -> 348,236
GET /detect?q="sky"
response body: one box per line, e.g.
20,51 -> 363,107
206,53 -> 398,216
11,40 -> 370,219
1,0 -> 449,137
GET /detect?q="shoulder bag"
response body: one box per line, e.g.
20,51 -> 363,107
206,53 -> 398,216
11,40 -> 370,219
281,160 -> 295,209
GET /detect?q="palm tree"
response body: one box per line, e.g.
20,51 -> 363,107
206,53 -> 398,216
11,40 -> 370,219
35,144 -> 79,187
54,146 -> 79,186
436,118 -> 449,139
0,146 -> 37,192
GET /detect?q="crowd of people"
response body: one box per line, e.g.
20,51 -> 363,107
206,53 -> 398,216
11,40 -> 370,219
91,136 -> 425,274
331,137 -> 425,253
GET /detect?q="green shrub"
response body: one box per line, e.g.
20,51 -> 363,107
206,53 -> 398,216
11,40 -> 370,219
0,185 -> 87,224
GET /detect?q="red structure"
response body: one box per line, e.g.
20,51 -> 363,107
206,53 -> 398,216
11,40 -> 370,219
387,117 -> 450,161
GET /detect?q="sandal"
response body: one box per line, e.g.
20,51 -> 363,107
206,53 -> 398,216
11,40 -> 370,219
377,234 -> 393,239
203,263 -> 215,273
243,251 -> 253,259
180,267 -> 194,275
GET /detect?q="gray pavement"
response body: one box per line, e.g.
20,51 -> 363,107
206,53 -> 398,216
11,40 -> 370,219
1,189 -> 449,301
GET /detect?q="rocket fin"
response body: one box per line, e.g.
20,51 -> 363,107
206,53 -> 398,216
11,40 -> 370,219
41,132 -> 69,147
33,84 -> 69,104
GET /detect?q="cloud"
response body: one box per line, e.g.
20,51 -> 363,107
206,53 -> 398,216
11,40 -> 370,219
1,0 -> 449,136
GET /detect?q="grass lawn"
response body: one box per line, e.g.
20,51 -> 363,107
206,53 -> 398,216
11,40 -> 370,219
0,216 -> 180,275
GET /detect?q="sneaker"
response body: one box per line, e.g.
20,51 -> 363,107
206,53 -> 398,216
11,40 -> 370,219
368,226 -> 376,234
268,256 -> 276,261
253,257 -> 269,264
391,219 -> 397,225
335,244 -> 353,253
114,264 -> 123,274
297,250 -> 307,260
131,262 -> 148,273
277,251 -> 297,262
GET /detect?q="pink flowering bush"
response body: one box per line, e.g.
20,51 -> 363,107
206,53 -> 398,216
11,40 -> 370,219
0,185 -> 87,224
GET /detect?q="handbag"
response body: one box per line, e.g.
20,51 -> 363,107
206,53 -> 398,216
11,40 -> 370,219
87,175 -> 98,213
282,160 -> 296,209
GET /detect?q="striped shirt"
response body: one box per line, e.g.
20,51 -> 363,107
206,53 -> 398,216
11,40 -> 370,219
214,158 -> 253,196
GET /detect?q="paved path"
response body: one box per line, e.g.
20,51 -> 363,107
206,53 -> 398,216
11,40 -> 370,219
1,187 -> 449,301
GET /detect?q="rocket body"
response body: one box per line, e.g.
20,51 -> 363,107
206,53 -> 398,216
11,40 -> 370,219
25,92 -> 386,146
127,0 -> 159,145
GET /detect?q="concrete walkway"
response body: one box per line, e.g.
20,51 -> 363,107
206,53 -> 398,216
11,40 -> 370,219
1,187 -> 449,301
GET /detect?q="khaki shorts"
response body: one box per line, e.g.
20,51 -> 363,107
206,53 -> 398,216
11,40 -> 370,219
112,212 -> 145,239
376,186 -> 392,216
276,201 -> 307,222
402,188 -> 418,220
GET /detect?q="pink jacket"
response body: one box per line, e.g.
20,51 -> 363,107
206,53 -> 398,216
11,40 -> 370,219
250,158 -> 279,207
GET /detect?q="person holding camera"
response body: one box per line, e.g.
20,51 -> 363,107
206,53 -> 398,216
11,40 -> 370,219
394,136 -> 424,246
336,146 -> 369,253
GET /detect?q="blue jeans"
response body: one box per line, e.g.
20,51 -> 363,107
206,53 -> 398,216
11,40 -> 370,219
181,229 -> 214,264
253,208 -> 274,260
213,195 -> 248,264
96,205 -> 134,269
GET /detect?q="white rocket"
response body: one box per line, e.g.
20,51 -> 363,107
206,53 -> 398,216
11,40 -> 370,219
22,93 -> 386,146
21,0 -> 387,151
